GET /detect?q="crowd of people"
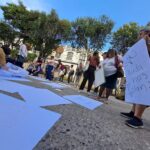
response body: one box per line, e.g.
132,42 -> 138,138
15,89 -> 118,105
0,40 -> 29,69
27,57 -> 84,86
0,27 -> 150,129
28,49 -> 123,99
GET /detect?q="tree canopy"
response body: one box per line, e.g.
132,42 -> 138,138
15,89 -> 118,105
0,2 -> 72,58
111,22 -> 140,54
2,1 -> 144,58
0,21 -> 17,44
70,16 -> 114,51
1,2 -> 148,57
0,1 -> 115,58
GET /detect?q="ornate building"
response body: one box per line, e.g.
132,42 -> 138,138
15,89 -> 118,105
50,46 -> 103,67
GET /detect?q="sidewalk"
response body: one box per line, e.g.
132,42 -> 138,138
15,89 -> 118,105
1,79 -> 149,150
32,81 -> 150,150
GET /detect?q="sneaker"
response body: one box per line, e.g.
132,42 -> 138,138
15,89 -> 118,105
78,90 -> 87,94
78,89 -> 83,93
92,92 -> 98,97
86,91 -> 91,96
126,117 -> 144,129
103,99 -> 109,104
120,111 -> 134,119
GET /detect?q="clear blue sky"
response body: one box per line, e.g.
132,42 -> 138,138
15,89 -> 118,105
0,0 -> 150,49
0,0 -> 149,30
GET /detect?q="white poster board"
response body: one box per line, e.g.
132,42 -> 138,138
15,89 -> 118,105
64,95 -> 103,110
123,39 -> 150,106
0,93 -> 61,150
94,66 -> 105,87
0,63 -> 29,78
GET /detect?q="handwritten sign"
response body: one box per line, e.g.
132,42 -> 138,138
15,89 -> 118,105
123,39 -> 150,105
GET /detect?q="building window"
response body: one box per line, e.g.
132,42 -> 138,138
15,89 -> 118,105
67,48 -> 72,51
55,53 -> 61,59
79,53 -> 86,62
66,52 -> 73,61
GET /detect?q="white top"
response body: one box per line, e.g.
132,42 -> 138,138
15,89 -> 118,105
48,60 -> 55,66
19,44 -> 28,58
103,57 -> 117,77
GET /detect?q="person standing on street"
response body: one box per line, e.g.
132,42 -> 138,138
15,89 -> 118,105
16,41 -> 28,68
68,65 -> 74,83
121,27 -> 150,129
46,56 -> 55,80
79,51 -> 100,94
97,49 -> 123,103
74,62 -> 83,87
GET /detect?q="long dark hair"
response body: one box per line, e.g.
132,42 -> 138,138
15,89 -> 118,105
108,49 -> 117,57
93,51 -> 99,56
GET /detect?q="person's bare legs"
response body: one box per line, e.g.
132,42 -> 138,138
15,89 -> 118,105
98,87 -> 105,98
106,88 -> 112,99
100,88 -> 112,104
101,89 -> 106,98
121,104 -> 135,118
125,104 -> 147,128
134,104 -> 147,119
131,104 -> 136,112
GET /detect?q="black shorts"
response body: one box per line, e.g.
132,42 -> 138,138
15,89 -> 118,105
101,73 -> 117,89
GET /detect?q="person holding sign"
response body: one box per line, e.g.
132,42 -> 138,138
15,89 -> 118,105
93,52 -> 108,96
97,49 -> 123,103
79,51 -> 100,93
121,27 -> 150,129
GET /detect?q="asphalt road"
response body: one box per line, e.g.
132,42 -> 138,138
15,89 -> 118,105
0,79 -> 150,150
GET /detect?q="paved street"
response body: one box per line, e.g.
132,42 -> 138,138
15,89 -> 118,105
34,97 -> 150,150
0,79 -> 150,150
1,0 -> 150,149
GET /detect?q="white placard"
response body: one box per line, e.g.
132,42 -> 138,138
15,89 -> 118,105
7,62 -> 29,76
123,39 -> 150,105
0,63 -> 29,78
94,66 -> 105,87
42,82 -> 66,89
0,93 -> 61,150
64,95 -> 103,110
20,89 -> 72,107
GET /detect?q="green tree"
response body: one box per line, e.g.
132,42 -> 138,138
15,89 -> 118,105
1,2 -> 71,58
30,9 -> 71,58
10,49 -> 18,59
0,21 -> 17,44
1,1 -> 39,40
111,22 -> 140,54
27,53 -> 37,62
70,15 -> 114,51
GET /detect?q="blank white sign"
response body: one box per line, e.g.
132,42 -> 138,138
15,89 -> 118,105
0,93 -> 61,150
